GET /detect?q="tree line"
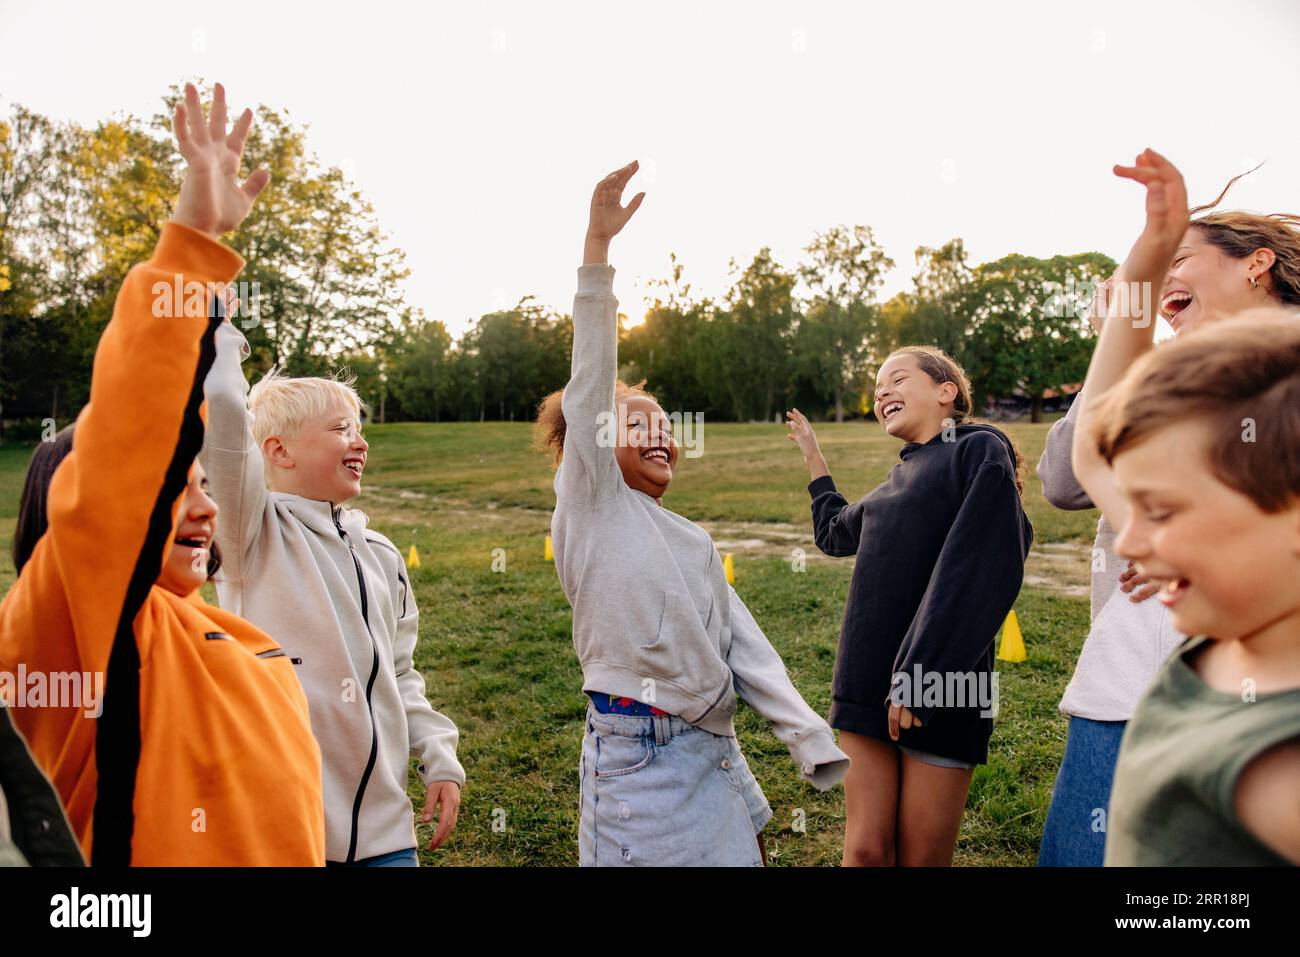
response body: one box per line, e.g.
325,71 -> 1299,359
1,89 -> 1113,437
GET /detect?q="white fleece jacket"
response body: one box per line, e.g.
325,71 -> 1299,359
551,263 -> 849,790
201,320 -> 464,863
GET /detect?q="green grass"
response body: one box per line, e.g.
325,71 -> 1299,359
0,420 -> 1094,866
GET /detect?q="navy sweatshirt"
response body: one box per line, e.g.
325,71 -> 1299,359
809,424 -> 1033,765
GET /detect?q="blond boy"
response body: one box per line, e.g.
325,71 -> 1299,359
202,317 -> 464,866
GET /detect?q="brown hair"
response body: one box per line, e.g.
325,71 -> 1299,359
884,345 -> 1026,495
1188,169 -> 1300,305
13,423 -> 223,580
13,425 -> 76,575
533,379 -> 659,468
1094,309 -> 1300,513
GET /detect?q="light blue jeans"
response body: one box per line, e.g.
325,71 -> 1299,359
578,704 -> 773,866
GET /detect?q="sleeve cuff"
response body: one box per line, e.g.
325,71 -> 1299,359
152,221 -> 246,285
791,728 -> 851,791
576,263 -> 615,296
417,758 -> 467,788
807,474 -> 838,499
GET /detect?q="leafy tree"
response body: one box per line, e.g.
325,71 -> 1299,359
963,251 -> 1114,420
797,225 -> 894,421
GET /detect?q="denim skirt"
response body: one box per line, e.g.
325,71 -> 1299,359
578,703 -> 773,866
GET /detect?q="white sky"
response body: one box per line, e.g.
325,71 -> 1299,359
3,0 -> 1298,337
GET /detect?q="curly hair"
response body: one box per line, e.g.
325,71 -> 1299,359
533,379 -> 658,468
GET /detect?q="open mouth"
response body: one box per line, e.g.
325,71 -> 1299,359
1158,576 -> 1191,607
343,457 -> 365,477
641,447 -> 670,466
1160,290 -> 1193,323
881,401 -> 905,423
174,533 -> 210,549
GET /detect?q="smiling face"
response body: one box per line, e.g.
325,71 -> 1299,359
157,460 -> 218,597
263,398 -> 369,504
614,395 -> 679,500
874,353 -> 959,444
1111,418 -> 1300,642
1158,228 -> 1272,335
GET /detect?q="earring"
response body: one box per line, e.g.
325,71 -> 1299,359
1248,274 -> 1260,288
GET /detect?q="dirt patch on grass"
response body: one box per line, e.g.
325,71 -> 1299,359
359,483 -> 1094,598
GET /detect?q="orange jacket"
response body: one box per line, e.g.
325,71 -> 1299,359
0,223 -> 325,865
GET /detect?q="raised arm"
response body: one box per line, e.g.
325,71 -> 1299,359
201,309 -> 269,581
0,84 -> 267,833
1,83 -> 265,672
726,586 -> 850,790
1072,149 -> 1188,529
786,408 -> 864,557
555,162 -> 645,504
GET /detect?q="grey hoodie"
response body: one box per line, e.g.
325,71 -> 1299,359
550,264 -> 849,790
201,320 -> 464,863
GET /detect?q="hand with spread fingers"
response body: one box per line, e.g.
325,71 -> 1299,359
171,81 -> 270,239
785,408 -> 831,481
584,160 -> 645,265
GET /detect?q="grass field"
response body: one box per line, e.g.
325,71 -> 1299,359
0,419 -> 1099,866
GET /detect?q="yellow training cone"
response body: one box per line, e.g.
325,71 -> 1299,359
544,535 -> 554,561
406,545 -> 421,569
997,609 -> 1025,662
723,552 -> 735,584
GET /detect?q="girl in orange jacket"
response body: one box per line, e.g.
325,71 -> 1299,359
0,83 -> 324,866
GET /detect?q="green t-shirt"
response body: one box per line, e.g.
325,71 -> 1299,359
1105,635 -> 1300,866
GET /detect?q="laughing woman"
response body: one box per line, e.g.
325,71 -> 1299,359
538,161 -> 849,867
787,349 -> 1033,866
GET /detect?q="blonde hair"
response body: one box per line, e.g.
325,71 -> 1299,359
248,366 -> 366,445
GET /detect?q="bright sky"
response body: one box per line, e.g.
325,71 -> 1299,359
3,0 -> 1298,337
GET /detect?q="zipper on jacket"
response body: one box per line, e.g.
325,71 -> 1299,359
333,505 -> 383,863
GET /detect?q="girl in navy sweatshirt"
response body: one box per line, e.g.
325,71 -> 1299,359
787,346 -> 1032,866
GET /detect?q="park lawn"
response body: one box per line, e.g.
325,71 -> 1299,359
0,420 -> 1093,866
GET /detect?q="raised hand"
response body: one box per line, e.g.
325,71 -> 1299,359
785,408 -> 821,458
171,82 -> 270,239
1112,149 -> 1189,297
584,161 -> 645,264
785,408 -> 830,481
